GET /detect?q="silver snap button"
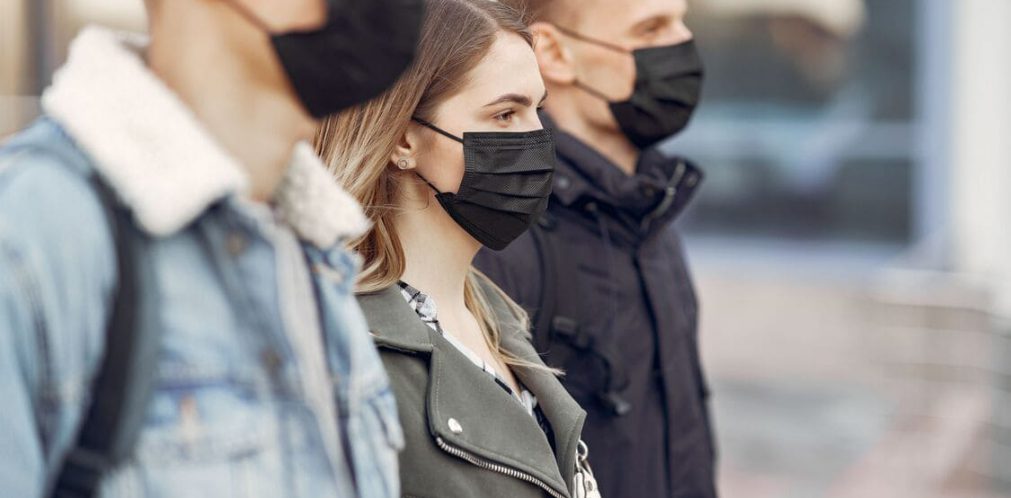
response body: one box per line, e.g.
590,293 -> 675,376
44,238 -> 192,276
448,418 -> 463,434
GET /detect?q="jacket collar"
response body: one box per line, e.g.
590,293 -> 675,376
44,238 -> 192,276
41,27 -> 368,248
543,113 -> 703,237
357,284 -> 585,497
357,286 -> 435,353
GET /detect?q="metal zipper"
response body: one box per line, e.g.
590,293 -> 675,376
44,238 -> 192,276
435,436 -> 567,498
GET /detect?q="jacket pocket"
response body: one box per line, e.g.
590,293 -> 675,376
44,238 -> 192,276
347,386 -> 405,498
137,372 -> 275,463
125,372 -> 288,497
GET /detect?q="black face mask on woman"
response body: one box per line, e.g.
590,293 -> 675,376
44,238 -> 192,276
223,0 -> 424,118
555,26 -> 704,150
411,118 -> 556,251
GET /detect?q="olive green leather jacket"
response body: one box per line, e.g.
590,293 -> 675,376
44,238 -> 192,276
358,285 -> 587,498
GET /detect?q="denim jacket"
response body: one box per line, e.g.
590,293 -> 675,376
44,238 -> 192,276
0,28 -> 403,497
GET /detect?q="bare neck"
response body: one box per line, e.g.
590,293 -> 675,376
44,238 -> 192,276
545,97 -> 640,176
146,4 -> 315,202
394,180 -> 480,313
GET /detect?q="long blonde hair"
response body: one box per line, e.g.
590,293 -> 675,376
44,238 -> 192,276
315,0 -> 550,372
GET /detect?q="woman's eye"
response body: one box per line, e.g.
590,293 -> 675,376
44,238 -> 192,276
495,110 -> 516,123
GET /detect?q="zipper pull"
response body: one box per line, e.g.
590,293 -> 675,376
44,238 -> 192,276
639,160 -> 687,234
572,440 -> 602,498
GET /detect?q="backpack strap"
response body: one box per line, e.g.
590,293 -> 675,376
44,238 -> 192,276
1,131 -> 160,497
47,175 -> 159,498
528,218 -> 558,355
528,213 -> 631,417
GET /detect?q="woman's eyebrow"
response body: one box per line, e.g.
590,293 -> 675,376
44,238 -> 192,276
484,93 -> 532,107
484,91 -> 550,108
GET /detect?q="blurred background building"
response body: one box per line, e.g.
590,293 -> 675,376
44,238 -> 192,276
2,0 -> 1010,496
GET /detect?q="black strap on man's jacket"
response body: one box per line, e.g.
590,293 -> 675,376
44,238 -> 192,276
528,214 -> 631,417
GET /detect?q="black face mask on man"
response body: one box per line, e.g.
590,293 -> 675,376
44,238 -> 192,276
556,26 -> 704,150
410,118 -> 556,251
223,0 -> 424,118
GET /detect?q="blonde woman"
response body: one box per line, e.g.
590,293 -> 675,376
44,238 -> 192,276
315,1 -> 599,497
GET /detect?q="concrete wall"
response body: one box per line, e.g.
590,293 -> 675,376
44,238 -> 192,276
950,1 -> 1011,298
949,0 -> 1011,484
1,0 -> 33,136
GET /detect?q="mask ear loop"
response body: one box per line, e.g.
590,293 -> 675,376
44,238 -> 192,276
411,117 -> 465,144
220,0 -> 273,33
408,117 -> 463,194
552,26 -> 632,104
553,25 -> 630,54
573,80 -> 617,103
414,172 -> 443,194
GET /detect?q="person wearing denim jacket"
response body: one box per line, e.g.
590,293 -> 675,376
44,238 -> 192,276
0,1 -> 410,496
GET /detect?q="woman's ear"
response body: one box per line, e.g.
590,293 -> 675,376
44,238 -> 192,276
389,123 -> 422,171
531,22 -> 578,86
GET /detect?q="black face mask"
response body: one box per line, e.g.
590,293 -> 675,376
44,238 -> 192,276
557,27 -> 704,150
224,0 -> 424,118
411,118 -> 557,251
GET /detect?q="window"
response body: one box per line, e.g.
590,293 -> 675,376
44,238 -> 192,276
670,0 -> 923,247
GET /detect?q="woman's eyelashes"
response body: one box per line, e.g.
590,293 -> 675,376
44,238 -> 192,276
489,98 -> 545,127
493,109 -> 517,124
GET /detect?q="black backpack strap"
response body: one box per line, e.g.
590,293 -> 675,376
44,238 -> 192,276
528,218 -> 558,355
48,176 -> 159,498
528,213 -> 631,417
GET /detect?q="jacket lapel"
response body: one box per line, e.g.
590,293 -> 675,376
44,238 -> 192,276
478,277 -> 587,490
502,333 -> 586,488
427,337 -> 570,497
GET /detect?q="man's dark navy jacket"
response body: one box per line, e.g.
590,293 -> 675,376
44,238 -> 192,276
475,117 -> 717,498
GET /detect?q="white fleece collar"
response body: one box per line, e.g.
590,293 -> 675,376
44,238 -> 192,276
42,27 -> 368,248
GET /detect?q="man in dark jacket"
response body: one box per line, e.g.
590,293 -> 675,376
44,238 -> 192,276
474,0 -> 717,496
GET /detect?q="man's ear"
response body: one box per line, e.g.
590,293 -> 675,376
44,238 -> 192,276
389,122 -> 422,171
531,22 -> 578,86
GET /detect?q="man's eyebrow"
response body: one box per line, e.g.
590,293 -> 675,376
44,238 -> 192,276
629,14 -> 673,35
